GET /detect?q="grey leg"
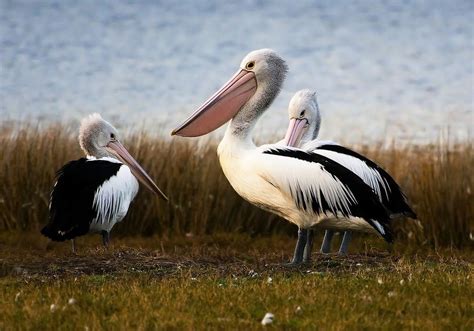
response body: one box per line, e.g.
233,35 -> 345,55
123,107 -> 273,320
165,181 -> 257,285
320,230 -> 334,253
71,239 -> 76,253
338,231 -> 352,255
289,227 -> 308,265
303,229 -> 314,263
101,231 -> 110,248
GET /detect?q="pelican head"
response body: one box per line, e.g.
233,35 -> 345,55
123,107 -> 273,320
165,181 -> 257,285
79,114 -> 168,200
283,89 -> 321,147
171,49 -> 288,137
79,113 -> 119,159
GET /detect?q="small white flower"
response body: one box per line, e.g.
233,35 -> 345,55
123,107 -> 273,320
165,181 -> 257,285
470,232 -> 474,241
249,270 -> 258,278
68,298 -> 76,305
295,306 -> 302,313
261,312 -> 274,325
400,279 -> 405,285
267,277 -> 273,284
387,291 -> 396,298
50,304 -> 58,312
14,292 -> 21,302
377,278 -> 383,285
356,263 -> 362,267
191,277 -> 197,281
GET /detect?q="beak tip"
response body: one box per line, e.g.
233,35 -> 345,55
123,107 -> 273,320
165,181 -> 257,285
158,191 -> 169,202
171,128 -> 181,136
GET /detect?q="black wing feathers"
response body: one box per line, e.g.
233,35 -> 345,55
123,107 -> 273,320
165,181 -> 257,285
317,144 -> 416,218
263,148 -> 393,242
41,158 -> 121,241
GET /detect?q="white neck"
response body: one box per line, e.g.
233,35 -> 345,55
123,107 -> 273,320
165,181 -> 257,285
226,73 -> 283,141
221,122 -> 256,152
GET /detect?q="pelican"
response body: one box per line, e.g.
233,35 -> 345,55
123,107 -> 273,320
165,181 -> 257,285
41,114 -> 168,252
172,49 -> 395,265
283,90 -> 416,256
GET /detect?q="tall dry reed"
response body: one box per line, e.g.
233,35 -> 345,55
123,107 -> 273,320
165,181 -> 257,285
0,124 -> 472,249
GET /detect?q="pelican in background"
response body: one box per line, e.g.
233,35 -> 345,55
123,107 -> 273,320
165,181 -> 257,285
283,90 -> 416,256
41,114 -> 168,252
172,49 -> 394,265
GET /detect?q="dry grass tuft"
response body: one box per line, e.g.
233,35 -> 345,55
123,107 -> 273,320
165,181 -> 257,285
0,124 -> 472,249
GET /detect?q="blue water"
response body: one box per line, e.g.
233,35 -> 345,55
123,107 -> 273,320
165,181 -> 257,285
1,0 -> 472,142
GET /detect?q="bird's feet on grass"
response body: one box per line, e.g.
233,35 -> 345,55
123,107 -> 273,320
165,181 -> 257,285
283,260 -> 306,268
284,227 -> 317,267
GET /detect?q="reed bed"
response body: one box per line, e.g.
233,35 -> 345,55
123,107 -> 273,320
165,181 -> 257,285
0,124 -> 472,249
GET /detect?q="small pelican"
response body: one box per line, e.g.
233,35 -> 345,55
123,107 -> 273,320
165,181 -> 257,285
172,49 -> 395,265
41,114 -> 168,252
283,90 -> 416,256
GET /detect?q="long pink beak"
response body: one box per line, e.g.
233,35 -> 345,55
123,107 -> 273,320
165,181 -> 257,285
171,69 -> 257,137
106,140 -> 168,201
283,118 -> 308,147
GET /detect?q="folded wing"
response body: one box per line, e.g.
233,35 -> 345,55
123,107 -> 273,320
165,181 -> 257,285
255,146 -> 393,241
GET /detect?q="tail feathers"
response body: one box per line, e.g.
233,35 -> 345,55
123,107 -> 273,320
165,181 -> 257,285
41,225 -> 69,241
368,219 -> 393,243
403,209 -> 417,219
398,200 -> 417,219
387,193 -> 417,219
41,223 -> 86,241
390,210 -> 417,220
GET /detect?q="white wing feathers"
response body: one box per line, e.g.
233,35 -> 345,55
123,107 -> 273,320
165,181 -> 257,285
312,149 -> 390,201
299,141 -> 391,202
254,146 -> 360,217
92,165 -> 139,226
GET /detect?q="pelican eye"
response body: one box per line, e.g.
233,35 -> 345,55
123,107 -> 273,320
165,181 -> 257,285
299,110 -> 306,118
110,133 -> 116,140
245,61 -> 255,70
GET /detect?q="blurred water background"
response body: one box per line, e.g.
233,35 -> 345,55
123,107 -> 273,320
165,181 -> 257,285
1,0 -> 472,143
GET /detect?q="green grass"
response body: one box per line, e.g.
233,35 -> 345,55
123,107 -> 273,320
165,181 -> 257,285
1,260 -> 472,330
0,235 -> 472,330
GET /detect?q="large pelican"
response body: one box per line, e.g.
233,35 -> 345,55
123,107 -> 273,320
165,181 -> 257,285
283,90 -> 416,256
172,49 -> 393,265
41,114 -> 168,252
